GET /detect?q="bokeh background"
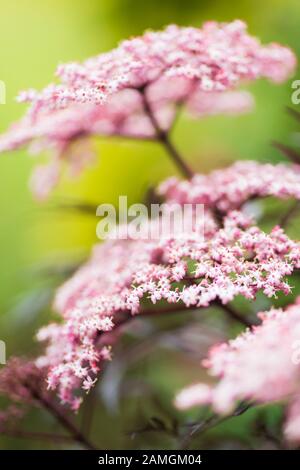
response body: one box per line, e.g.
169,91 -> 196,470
0,0 -> 299,449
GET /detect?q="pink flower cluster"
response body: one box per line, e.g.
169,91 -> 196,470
188,90 -> 254,117
0,90 -> 253,200
35,204 -> 300,409
20,20 -> 296,114
0,21 -> 295,198
0,19 -> 299,446
160,161 -> 300,212
0,357 -> 47,427
0,405 -> 24,432
0,357 -> 42,404
175,299 -> 300,444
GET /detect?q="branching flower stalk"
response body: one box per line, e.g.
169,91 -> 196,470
139,86 -> 194,178
178,402 -> 253,450
26,383 -> 98,450
0,358 -> 97,449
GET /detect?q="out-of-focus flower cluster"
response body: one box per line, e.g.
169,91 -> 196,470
0,358 -> 48,429
0,20 -> 295,198
160,161 -> 300,212
175,299 -> 300,444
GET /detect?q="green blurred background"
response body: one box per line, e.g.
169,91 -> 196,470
0,0 -> 299,449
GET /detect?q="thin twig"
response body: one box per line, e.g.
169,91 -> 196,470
139,87 -> 194,179
179,402 -> 252,449
279,200 -> 300,229
80,387 -> 97,438
0,429 -> 75,444
24,382 -> 98,450
129,403 -> 252,449
272,141 -> 300,164
216,302 -> 256,328
179,414 -> 219,450
96,301 -> 255,352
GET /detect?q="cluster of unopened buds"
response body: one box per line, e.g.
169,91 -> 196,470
0,20 -> 299,448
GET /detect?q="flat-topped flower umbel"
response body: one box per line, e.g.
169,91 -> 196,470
0,21 -> 296,198
175,299 -> 300,444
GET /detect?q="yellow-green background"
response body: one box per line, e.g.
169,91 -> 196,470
0,0 -> 299,449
